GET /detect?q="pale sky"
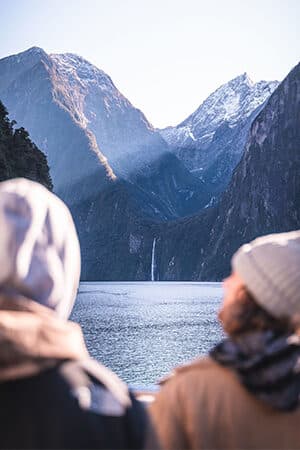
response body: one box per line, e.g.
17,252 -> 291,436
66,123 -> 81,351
1,0 -> 300,127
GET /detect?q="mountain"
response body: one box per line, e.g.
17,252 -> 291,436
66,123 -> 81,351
78,62 -> 300,281
1,47 -> 297,282
0,47 -> 111,205
160,74 -> 279,201
201,62 -> 300,279
0,47 -> 209,220
153,63 -> 300,280
0,100 -> 52,189
73,177 -> 154,280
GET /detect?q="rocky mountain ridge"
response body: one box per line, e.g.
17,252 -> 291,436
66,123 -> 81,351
160,73 -> 279,200
161,73 -> 278,148
0,47 -> 209,220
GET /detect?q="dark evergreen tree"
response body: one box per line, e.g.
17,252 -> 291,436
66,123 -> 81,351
0,100 -> 52,189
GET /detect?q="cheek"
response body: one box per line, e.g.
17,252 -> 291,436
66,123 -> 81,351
218,303 -> 234,335
218,303 -> 225,324
218,291 -> 230,324
222,287 -> 238,308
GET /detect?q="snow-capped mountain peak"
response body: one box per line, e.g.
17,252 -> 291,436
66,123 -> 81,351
47,51 -> 154,137
160,74 -> 279,149
50,53 -> 114,89
228,72 -> 253,87
159,73 -> 280,202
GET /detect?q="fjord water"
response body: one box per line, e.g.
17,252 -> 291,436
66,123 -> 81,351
71,282 -> 223,387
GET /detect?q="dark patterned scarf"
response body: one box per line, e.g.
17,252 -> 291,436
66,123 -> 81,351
210,330 -> 300,411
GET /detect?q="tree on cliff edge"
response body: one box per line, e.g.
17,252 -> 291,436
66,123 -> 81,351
0,101 -> 53,190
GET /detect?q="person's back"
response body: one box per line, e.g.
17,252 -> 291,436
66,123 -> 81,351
148,230 -> 300,450
0,360 -> 144,449
149,357 -> 300,449
0,178 -> 146,449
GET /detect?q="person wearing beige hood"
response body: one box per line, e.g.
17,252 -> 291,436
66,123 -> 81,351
0,178 -> 146,449
148,230 -> 300,450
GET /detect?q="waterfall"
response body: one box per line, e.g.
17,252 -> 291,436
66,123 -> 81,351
151,237 -> 157,281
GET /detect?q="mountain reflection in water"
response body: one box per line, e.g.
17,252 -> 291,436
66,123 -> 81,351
71,282 -> 223,387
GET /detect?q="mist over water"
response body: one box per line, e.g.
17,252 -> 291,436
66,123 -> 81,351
71,282 -> 223,387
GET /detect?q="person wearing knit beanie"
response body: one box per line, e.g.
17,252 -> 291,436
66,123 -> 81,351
232,230 -> 300,319
147,229 -> 300,450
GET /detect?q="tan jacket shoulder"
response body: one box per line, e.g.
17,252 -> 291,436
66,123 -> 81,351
147,357 -> 300,450
160,356 -> 215,382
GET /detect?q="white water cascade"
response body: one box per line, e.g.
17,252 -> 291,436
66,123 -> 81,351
151,237 -> 157,281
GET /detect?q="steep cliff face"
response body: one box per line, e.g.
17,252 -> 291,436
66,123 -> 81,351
0,47 -> 209,220
160,74 -> 278,201
200,62 -> 300,279
154,63 -> 300,281
71,177 -> 152,280
0,100 -> 52,189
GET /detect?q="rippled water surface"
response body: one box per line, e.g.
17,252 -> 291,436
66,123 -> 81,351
71,282 -> 223,386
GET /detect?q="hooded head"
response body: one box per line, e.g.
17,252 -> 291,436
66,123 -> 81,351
0,178 -> 81,319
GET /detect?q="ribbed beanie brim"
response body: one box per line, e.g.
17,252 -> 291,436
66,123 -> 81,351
232,230 -> 300,319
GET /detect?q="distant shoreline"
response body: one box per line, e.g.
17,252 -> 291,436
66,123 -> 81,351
79,281 -> 222,287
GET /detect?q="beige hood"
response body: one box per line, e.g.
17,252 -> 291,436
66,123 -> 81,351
0,178 -> 81,319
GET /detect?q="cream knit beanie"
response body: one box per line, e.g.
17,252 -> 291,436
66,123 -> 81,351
232,230 -> 300,319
